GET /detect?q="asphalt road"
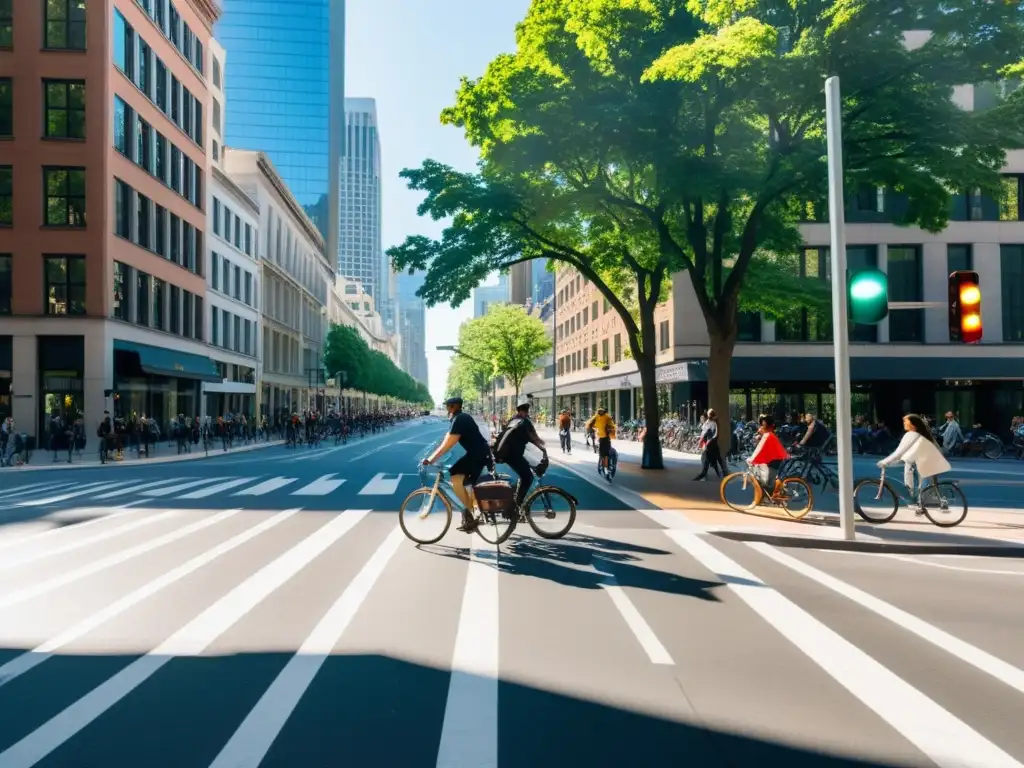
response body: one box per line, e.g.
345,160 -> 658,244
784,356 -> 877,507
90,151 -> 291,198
0,418 -> 1022,767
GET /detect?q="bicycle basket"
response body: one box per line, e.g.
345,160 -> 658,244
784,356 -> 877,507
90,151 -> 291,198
473,480 -> 516,515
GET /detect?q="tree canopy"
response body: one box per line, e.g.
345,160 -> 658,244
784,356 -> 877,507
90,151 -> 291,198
466,303 -> 552,400
324,323 -> 431,405
389,0 -> 1024,467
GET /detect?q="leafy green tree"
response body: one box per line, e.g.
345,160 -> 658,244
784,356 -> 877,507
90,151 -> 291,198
474,303 -> 551,401
324,322 -> 431,405
389,0 -> 1024,468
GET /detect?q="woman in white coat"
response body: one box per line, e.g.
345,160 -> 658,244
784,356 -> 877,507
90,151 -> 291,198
878,413 -> 952,512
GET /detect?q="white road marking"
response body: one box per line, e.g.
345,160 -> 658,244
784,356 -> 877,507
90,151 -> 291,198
349,444 -> 391,462
141,478 -> 220,497
0,481 -> 73,502
358,473 -> 403,495
747,542 -> 1024,694
208,525 -> 405,767
0,511 -> 207,611
0,509 -> 134,554
291,473 -> 346,496
0,511 -> 175,571
595,565 -> 673,665
177,477 -> 256,499
668,530 -> 1022,768
16,481 -> 130,507
0,509 -> 299,689
233,477 -> 296,496
436,542 -> 499,768
0,510 -> 370,768
92,478 -> 190,500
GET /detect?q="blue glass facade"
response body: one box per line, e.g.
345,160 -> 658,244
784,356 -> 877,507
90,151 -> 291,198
215,0 -> 339,247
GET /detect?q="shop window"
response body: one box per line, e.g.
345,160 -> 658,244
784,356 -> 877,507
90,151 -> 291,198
0,254 -> 10,314
44,255 -> 86,315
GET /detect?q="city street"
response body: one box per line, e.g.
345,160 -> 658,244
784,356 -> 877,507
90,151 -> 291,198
0,418 -> 1022,766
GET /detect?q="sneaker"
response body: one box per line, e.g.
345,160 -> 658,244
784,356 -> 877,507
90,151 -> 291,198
457,515 -> 478,533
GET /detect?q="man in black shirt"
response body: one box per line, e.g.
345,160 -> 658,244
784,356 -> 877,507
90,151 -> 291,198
494,398 -> 548,507
423,397 -> 492,532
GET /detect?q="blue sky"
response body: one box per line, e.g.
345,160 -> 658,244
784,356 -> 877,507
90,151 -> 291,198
345,0 -> 531,404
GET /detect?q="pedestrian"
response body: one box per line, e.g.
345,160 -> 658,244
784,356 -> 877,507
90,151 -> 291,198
693,408 -> 729,481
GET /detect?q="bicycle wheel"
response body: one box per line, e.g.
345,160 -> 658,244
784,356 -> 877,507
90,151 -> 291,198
398,488 -> 453,544
853,479 -> 899,523
920,483 -> 969,528
780,477 -> 814,518
474,507 -> 516,545
720,472 -> 760,512
983,438 -> 1003,460
524,486 -> 577,539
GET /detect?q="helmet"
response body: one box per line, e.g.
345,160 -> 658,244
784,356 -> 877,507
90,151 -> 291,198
444,397 -> 463,407
597,407 -> 607,415
517,398 -> 532,410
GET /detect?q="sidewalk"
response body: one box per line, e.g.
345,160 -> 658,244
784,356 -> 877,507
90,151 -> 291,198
6,439 -> 284,472
539,427 -> 1024,555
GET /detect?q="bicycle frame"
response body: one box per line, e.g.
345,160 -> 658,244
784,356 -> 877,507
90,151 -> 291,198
418,465 -> 467,513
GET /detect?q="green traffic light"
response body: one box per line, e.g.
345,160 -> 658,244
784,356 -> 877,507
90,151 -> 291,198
848,268 -> 888,324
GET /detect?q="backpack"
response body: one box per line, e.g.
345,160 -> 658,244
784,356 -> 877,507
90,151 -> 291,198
493,416 -> 529,462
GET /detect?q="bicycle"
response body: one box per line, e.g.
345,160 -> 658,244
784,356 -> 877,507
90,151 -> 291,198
398,463 -> 578,546
853,466 -> 968,527
719,465 -> 814,518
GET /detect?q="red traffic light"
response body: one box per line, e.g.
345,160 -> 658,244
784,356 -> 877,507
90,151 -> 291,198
948,270 -> 982,344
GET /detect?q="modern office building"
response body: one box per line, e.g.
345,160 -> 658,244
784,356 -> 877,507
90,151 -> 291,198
0,0 -> 220,441
397,271 -> 428,385
223,148 -> 332,418
339,97 -> 393,330
214,0 -> 344,270
472,275 -> 509,318
531,259 -> 554,308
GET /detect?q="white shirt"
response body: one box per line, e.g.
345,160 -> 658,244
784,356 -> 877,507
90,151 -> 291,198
880,431 -> 951,479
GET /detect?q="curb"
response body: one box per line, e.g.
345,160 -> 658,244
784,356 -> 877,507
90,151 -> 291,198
8,440 -> 286,472
709,528 -> 1024,557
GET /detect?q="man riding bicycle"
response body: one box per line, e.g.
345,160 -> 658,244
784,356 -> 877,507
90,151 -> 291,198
493,398 -> 549,508
422,397 -> 493,533
585,407 -> 615,477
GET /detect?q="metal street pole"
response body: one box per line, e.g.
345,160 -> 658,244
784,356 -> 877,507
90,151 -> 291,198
825,76 -> 856,542
551,285 -> 557,420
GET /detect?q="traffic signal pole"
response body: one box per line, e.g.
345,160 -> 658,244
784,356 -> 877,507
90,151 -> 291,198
825,76 -> 856,542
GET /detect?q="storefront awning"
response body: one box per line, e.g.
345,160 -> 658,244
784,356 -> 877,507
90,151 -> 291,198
114,340 -> 221,382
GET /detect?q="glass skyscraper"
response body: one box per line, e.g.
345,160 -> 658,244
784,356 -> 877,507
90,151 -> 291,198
215,0 -> 344,267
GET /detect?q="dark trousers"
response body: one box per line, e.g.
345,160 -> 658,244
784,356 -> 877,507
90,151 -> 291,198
504,454 -> 534,507
697,441 -> 728,479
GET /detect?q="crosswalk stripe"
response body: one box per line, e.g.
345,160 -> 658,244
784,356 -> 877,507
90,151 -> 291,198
16,481 -> 130,508
141,478 -> 218,497
177,478 -> 256,499
358,473 -> 402,495
233,477 -> 295,496
0,510 -> 372,768
0,509 -> 136,554
209,525 -> 405,767
0,511 -> 234,612
291,473 -> 346,496
0,511 -> 176,571
668,530 -> 1022,768
0,481 -> 73,502
0,508 -> 299,690
92,478 -> 190,500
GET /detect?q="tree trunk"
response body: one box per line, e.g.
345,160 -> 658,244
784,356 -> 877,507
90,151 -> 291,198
706,327 -> 737,455
636,350 -> 664,469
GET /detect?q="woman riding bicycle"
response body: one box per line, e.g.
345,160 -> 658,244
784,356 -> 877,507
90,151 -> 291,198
748,414 -> 789,498
877,413 -> 951,514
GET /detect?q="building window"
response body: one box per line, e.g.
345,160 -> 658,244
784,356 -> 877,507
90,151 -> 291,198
947,244 -> 973,274
44,167 -> 86,227
112,261 -> 127,320
183,291 -> 193,337
115,179 -> 131,238
44,80 -> 86,139
46,0 -> 87,50
138,40 -> 150,95
613,334 -> 622,362
137,193 -> 151,249
170,77 -> 180,123
153,277 -> 165,330
0,255 -> 10,314
170,284 -> 180,333
213,198 -> 221,235
847,246 -> 878,342
245,272 -> 252,305
194,295 -> 203,341
136,271 -> 150,326
245,224 -> 252,255
775,248 -> 832,342
155,60 -> 167,112
155,204 -> 166,256
1000,176 -> 1023,222
1001,245 -> 1024,342
0,165 -> 10,226
0,0 -> 11,48
156,133 -> 166,180
886,245 -> 923,342
170,213 -> 180,264
0,78 -> 11,137
113,10 -> 132,74
138,119 -> 151,172
113,96 -> 129,154
170,146 -> 181,192
44,255 -> 86,315
659,320 -> 669,351
212,57 -> 221,88
211,306 -> 219,345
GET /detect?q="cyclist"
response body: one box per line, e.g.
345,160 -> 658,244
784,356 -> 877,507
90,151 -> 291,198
877,413 -> 951,514
586,407 -> 616,477
494,398 -> 549,508
797,411 -> 831,452
422,397 -> 493,533
748,414 -> 789,498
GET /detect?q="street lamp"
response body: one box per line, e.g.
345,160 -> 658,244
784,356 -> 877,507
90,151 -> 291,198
437,345 -> 496,415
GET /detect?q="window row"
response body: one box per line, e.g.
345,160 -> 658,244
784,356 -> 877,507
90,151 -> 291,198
134,0 -> 204,75
113,260 -> 203,341
210,308 -> 256,358
114,179 -> 203,276
114,96 -> 203,209
114,10 -> 203,149
211,252 -> 256,308
212,198 -> 255,257
0,78 -> 86,140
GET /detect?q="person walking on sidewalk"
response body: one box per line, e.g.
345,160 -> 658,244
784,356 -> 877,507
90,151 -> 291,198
693,409 -> 729,481
557,409 -> 572,454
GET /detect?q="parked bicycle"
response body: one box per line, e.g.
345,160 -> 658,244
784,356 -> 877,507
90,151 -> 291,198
399,462 -> 577,546
719,466 -> 814,518
853,466 -> 968,527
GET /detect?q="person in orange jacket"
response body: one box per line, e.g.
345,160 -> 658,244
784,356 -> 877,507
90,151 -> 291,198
748,414 -> 790,498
